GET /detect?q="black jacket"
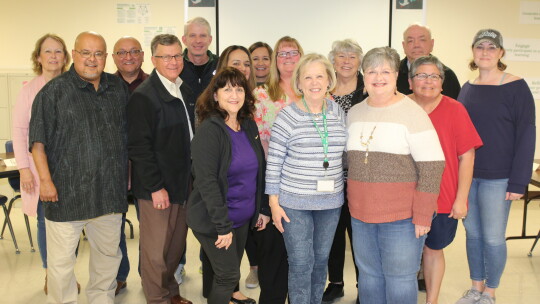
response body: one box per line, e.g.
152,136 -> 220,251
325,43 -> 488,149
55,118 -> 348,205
187,116 -> 269,236
127,69 -> 195,204
397,57 -> 461,99
179,49 -> 219,99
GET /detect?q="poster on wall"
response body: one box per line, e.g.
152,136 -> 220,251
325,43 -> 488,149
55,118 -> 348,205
188,0 -> 215,7
117,3 -> 150,24
396,0 -> 423,9
520,1 -> 540,24
144,27 -> 176,46
505,38 -> 540,62
525,78 -> 540,100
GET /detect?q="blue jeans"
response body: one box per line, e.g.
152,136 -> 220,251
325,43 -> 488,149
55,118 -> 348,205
281,206 -> 341,304
351,217 -> 425,304
37,201 -> 47,268
116,214 -> 130,282
464,178 -> 511,288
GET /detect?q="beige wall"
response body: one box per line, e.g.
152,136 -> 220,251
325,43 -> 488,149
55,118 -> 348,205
0,0 -> 187,74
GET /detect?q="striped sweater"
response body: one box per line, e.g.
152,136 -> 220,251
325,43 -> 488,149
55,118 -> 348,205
265,99 -> 347,210
347,96 -> 445,226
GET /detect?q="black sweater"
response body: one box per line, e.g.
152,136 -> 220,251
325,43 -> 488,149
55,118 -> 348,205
187,116 -> 269,236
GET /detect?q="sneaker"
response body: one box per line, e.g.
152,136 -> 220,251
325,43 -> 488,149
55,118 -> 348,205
245,268 -> 259,289
455,289 -> 482,304
322,283 -> 344,303
174,264 -> 185,284
477,293 -> 496,304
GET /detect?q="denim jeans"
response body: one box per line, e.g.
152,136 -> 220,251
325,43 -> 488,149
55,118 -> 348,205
351,217 -> 425,304
281,206 -> 341,304
37,201 -> 47,268
116,214 -> 130,281
464,178 -> 511,288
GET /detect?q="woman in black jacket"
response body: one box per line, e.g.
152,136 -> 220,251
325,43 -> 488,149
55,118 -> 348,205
187,67 -> 270,304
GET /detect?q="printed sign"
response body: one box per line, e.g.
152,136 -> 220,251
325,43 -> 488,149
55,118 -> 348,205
505,38 -> 540,62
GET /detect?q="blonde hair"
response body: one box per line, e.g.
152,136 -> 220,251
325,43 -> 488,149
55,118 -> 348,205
267,36 -> 304,101
292,53 -> 336,96
31,33 -> 70,75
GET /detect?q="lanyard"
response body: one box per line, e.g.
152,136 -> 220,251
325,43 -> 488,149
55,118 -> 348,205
302,97 -> 329,169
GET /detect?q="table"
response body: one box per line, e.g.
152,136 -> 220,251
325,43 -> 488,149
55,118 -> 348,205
0,153 -> 19,179
506,161 -> 540,255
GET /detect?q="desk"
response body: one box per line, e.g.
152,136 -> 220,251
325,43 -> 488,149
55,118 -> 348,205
0,153 -> 19,179
506,162 -> 540,244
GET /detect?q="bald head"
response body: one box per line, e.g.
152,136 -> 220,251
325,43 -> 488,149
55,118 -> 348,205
72,31 -> 107,89
112,36 -> 145,79
402,24 -> 434,62
114,36 -> 142,53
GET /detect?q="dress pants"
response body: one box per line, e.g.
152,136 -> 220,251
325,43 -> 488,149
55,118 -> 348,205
194,224 -> 249,304
256,223 -> 289,304
46,213 -> 122,304
139,199 -> 188,304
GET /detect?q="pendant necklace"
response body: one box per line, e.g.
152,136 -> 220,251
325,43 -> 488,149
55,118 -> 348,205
360,125 -> 376,164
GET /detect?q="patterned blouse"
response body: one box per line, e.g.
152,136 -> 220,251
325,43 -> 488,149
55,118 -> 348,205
254,86 -> 293,157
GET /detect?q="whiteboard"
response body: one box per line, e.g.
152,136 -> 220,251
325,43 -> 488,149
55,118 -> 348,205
217,0 -> 391,58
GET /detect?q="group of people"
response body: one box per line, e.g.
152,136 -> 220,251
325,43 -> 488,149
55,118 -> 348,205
11,15 -> 535,304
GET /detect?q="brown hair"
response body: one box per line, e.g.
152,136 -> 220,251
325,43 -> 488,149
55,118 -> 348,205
196,67 -> 256,124
216,45 -> 256,90
31,33 -> 70,75
468,48 -> 507,71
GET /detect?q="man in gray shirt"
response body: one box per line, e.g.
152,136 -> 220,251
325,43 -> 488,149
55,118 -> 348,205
29,31 -> 129,304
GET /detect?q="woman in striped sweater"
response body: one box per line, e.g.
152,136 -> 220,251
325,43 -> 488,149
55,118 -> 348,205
266,53 -> 347,304
347,47 -> 445,304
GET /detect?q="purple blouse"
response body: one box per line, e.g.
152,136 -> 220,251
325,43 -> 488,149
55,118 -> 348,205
227,126 -> 258,228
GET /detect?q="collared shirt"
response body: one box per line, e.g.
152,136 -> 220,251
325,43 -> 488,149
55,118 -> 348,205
114,69 -> 149,93
29,64 -> 129,222
156,71 -> 193,139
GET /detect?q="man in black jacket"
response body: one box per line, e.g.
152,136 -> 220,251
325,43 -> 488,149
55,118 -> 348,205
397,24 -> 461,99
180,16 -> 218,99
127,34 -> 194,304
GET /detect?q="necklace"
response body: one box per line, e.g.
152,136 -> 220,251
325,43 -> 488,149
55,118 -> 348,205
360,125 -> 377,164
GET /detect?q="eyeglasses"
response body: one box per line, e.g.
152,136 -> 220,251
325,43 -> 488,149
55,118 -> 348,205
74,50 -> 106,59
153,54 -> 182,62
413,73 -> 442,81
114,49 -> 142,58
276,50 -> 300,58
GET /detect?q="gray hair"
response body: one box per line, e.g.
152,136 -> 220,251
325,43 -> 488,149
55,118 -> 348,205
184,17 -> 211,36
361,47 -> 400,73
150,34 -> 182,55
402,23 -> 432,41
408,55 -> 445,82
328,39 -> 364,66
292,53 -> 337,96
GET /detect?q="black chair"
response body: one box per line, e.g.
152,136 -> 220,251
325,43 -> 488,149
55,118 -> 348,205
0,141 -> 35,252
0,195 -> 21,253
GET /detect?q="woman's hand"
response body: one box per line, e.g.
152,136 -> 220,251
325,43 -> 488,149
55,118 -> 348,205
506,192 -> 523,201
19,168 -> 36,193
415,224 -> 430,239
449,198 -> 468,220
269,195 -> 289,233
256,214 -> 271,231
215,232 -> 233,250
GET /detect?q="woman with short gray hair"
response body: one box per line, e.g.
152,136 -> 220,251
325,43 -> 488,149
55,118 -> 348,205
322,39 -> 366,302
347,47 -> 445,304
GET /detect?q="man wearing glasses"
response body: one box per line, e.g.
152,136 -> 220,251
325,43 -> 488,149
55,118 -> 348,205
127,34 -> 194,304
29,31 -> 130,304
110,36 -> 149,296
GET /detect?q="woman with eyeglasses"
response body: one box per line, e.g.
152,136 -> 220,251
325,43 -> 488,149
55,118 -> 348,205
408,55 -> 483,304
12,33 -> 77,294
254,36 -> 303,156
347,47 -> 445,304
455,29 -> 535,304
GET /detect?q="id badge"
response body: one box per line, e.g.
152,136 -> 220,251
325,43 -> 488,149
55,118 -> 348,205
317,179 -> 335,192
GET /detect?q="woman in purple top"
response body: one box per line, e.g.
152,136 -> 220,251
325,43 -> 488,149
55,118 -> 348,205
456,29 -> 535,304
187,67 -> 270,304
